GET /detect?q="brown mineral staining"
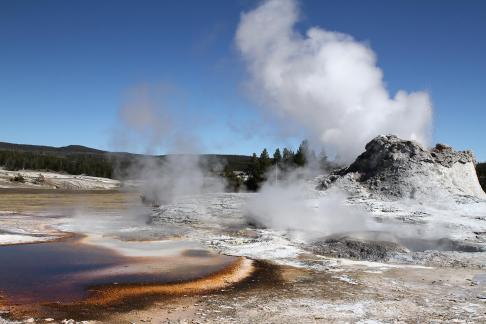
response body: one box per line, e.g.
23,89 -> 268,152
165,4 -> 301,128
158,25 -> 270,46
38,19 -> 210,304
75,257 -> 254,306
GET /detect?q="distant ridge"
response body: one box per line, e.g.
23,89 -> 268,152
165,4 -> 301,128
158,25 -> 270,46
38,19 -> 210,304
0,141 -> 252,160
0,142 -> 105,155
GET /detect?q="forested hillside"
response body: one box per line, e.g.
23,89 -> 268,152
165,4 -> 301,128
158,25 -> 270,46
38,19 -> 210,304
0,150 -> 114,178
0,142 -> 252,179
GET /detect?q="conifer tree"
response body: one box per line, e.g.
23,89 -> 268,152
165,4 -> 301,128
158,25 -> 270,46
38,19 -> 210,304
259,148 -> 271,172
294,140 -> 309,167
282,147 -> 294,167
245,153 -> 262,191
273,148 -> 282,165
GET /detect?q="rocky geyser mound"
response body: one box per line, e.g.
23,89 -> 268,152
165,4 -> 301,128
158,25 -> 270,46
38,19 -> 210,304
319,135 -> 486,202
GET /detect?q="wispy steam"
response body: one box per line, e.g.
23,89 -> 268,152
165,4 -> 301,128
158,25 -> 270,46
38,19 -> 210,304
236,0 -> 433,162
112,84 -> 224,204
112,84 -> 199,155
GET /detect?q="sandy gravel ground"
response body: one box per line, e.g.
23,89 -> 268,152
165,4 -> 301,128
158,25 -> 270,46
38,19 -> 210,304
108,264 -> 486,323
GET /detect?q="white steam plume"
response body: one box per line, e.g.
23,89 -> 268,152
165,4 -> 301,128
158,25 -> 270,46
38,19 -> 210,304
236,0 -> 433,162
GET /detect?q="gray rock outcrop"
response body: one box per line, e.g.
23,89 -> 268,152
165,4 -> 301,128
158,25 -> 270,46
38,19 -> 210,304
319,135 -> 486,202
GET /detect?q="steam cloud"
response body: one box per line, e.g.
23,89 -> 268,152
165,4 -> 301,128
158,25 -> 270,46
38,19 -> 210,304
112,85 -> 224,204
245,171 -> 369,238
236,0 -> 433,162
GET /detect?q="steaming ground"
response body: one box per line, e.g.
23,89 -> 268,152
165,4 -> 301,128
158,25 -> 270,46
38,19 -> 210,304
147,186 -> 486,269
138,178 -> 486,322
111,186 -> 486,322
0,180 -> 486,322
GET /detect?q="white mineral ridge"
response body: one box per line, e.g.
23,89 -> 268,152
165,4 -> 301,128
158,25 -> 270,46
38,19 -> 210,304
0,168 -> 120,190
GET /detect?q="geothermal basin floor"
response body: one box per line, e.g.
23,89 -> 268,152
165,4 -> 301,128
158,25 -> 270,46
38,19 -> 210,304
0,190 -> 485,323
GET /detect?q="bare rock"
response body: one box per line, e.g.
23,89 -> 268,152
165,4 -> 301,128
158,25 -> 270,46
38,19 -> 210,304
309,231 -> 408,261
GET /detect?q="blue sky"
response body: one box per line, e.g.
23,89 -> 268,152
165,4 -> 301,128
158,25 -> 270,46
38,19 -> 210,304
1,0 -> 485,160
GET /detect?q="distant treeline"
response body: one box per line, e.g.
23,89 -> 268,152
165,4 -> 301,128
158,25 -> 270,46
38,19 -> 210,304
0,141 -> 331,190
0,142 -> 253,180
477,163 -> 486,192
0,150 -> 113,178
